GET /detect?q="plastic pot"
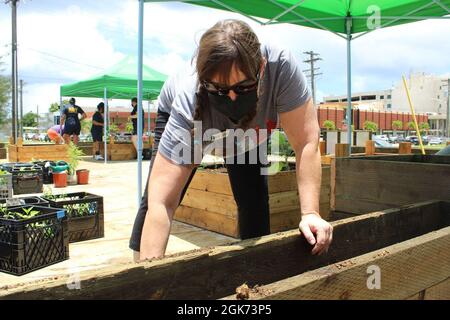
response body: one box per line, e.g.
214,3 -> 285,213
76,169 -> 89,185
53,171 -> 67,188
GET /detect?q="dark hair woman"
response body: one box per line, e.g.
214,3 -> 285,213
130,19 -> 333,261
91,102 -> 105,160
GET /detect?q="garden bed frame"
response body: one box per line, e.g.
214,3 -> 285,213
8,138 -> 69,163
332,154 -> 450,214
174,165 -> 331,238
0,200 -> 448,299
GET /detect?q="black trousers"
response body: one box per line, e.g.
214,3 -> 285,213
129,110 -> 270,252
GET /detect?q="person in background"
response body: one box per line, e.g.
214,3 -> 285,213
91,102 -> 105,161
61,97 -> 87,145
47,124 -> 64,144
130,97 -> 145,159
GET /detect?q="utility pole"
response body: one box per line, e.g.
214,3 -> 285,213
303,51 -> 322,106
7,0 -> 19,144
19,79 -> 23,138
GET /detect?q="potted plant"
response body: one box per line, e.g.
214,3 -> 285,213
67,142 -> 85,185
0,204 -> 69,275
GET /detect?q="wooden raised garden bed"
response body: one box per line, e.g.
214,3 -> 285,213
40,192 -> 104,243
8,139 -> 69,163
0,205 -> 69,276
1,200 -> 448,299
333,154 -> 450,214
99,141 -> 151,161
0,143 -> 7,160
174,165 -> 331,238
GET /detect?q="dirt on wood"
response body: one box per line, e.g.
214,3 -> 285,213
235,283 -> 274,300
334,259 -> 357,270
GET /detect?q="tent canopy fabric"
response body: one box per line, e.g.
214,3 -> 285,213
176,0 -> 450,36
60,55 -> 167,100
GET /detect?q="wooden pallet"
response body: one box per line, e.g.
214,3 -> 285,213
174,166 -> 331,238
1,200 -> 448,300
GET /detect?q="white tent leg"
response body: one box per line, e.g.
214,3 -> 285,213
137,0 -> 144,204
104,88 -> 108,164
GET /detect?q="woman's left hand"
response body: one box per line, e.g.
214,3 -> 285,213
299,213 -> 333,255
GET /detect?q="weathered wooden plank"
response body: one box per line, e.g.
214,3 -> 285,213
224,226 -> 450,300
189,170 -> 233,195
174,206 -> 239,238
1,200 -> 447,300
335,157 -> 450,214
424,277 -> 450,300
180,189 -> 237,218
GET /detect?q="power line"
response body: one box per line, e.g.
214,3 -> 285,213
23,47 -> 105,70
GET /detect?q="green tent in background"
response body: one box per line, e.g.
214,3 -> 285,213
60,55 -> 167,100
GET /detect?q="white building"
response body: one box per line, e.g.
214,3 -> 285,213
324,89 -> 393,111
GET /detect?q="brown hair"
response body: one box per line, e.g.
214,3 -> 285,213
193,19 -> 262,129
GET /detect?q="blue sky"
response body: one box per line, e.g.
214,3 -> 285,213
0,0 -> 449,113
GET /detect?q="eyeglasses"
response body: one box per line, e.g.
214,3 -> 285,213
202,73 -> 260,96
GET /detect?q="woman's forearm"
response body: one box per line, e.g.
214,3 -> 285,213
296,141 -> 321,216
140,202 -> 174,260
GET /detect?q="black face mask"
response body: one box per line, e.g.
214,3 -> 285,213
207,90 -> 258,124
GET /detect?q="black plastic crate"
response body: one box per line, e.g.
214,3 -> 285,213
0,162 -> 33,173
40,192 -> 104,243
32,161 -> 56,185
0,196 -> 49,208
0,205 -> 69,276
0,173 -> 13,199
12,166 -> 43,195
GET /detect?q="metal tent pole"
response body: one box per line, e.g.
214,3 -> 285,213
147,100 -> 151,136
104,88 -> 108,164
346,17 -> 353,155
137,0 -> 144,204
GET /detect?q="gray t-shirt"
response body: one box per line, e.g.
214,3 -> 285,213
157,43 -> 311,165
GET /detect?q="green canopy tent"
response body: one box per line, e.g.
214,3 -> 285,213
134,0 -> 449,203
60,55 -> 167,166
60,55 -> 167,100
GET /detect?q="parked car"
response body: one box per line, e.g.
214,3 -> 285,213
373,137 -> 394,148
429,137 -> 443,145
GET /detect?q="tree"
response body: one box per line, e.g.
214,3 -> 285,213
323,120 -> 336,131
49,100 -> 68,113
407,121 -> 416,135
392,120 -> 403,131
363,121 -> 378,133
0,57 -> 10,126
419,122 -> 430,134
21,112 -> 38,127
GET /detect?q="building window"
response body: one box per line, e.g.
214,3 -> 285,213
387,95 -> 392,99
380,95 -> 384,99
387,104 -> 392,109
437,95 -> 440,99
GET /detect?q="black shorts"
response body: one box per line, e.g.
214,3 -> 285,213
64,124 -> 81,136
91,130 -> 103,142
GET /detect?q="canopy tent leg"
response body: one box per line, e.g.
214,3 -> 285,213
59,95 -> 63,136
147,100 -> 151,137
137,0 -> 144,204
104,87 -> 108,164
346,17 -> 353,155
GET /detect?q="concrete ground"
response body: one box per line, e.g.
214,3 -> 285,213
0,157 -> 235,286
